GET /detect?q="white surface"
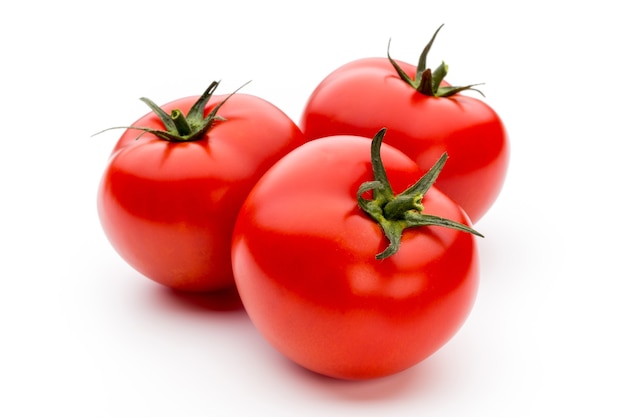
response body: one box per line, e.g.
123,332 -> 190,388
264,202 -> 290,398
2,1 -> 625,415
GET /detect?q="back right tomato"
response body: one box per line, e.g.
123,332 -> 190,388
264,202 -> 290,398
300,25 -> 509,222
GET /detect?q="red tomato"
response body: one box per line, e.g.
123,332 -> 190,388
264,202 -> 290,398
300,25 -> 509,222
97,82 -> 305,292
232,130 -> 480,380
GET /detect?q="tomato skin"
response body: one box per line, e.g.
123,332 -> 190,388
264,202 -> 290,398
98,93 -> 305,292
232,136 -> 479,380
300,57 -> 509,222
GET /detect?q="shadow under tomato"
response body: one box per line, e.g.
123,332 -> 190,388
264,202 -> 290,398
160,286 -> 245,313
274,353 -> 437,402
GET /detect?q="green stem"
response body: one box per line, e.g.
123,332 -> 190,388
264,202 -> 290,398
171,109 -> 192,136
383,194 -> 423,219
92,81 -> 250,142
387,24 -> 485,97
416,69 -> 434,96
357,128 -> 483,259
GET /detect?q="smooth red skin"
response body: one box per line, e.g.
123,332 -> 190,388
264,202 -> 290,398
300,58 -> 509,222
98,93 -> 305,292
232,136 -> 479,380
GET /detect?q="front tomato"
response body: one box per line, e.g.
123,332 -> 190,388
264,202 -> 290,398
232,130 -> 481,380
97,82 -> 305,292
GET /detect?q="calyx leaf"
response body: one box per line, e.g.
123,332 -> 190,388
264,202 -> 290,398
357,128 -> 483,259
387,24 -> 485,98
93,80 -> 250,142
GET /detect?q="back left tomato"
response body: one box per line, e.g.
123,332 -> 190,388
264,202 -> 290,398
97,82 -> 305,292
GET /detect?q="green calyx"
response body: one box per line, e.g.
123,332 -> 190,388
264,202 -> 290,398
387,24 -> 484,97
93,80 -> 249,142
357,128 -> 483,260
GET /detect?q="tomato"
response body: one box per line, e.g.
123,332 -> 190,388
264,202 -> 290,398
232,129 -> 481,380
300,25 -> 509,222
97,82 -> 305,292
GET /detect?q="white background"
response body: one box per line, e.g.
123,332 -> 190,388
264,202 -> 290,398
2,1 -> 625,415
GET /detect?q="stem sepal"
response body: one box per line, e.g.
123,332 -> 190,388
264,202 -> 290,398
93,80 -> 250,142
387,24 -> 484,97
357,128 -> 483,259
